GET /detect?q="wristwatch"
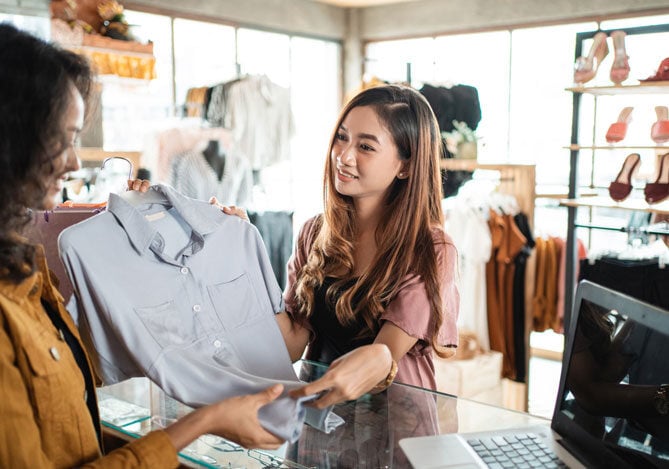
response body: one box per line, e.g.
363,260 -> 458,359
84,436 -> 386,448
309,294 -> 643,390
653,384 -> 669,416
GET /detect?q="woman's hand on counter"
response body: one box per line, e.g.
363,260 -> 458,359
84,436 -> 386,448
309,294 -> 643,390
210,197 -> 249,222
164,384 -> 285,451
288,344 -> 393,409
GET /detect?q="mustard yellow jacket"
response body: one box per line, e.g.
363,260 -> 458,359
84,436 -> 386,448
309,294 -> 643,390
0,246 -> 179,468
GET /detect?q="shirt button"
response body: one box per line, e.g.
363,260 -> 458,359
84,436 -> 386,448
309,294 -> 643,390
50,347 -> 60,361
213,340 -> 222,348
180,267 -> 189,274
192,304 -> 201,312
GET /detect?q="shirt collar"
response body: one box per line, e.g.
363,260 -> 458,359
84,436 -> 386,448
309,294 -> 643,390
106,184 -> 223,254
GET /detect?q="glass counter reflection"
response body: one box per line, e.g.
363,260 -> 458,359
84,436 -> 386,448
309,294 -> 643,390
98,360 -> 547,468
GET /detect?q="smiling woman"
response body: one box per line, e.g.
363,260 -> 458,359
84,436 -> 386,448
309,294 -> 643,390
275,85 -> 460,408
0,23 -> 290,468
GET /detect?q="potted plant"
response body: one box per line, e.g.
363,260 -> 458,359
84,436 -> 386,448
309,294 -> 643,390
442,120 -> 479,160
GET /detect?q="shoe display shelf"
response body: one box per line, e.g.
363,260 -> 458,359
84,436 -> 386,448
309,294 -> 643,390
561,23 -> 669,327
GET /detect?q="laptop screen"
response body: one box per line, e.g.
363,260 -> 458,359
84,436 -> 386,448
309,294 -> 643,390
553,281 -> 669,468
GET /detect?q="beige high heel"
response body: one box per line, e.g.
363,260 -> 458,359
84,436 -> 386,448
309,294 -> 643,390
610,30 -> 630,85
574,32 -> 609,85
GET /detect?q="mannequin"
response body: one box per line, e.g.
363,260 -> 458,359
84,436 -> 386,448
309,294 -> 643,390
202,139 -> 226,181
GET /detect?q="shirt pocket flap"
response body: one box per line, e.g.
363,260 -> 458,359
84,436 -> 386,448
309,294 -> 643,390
23,338 -> 62,377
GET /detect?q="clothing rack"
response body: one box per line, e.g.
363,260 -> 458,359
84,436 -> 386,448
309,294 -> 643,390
439,160 -> 536,229
441,159 -> 536,412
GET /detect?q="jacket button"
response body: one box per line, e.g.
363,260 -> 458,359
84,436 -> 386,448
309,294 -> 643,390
49,347 -> 60,361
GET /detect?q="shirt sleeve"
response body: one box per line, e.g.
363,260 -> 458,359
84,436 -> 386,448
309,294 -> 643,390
381,232 -> 459,347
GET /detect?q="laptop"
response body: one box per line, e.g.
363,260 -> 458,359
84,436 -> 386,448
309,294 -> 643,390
400,280 -> 669,468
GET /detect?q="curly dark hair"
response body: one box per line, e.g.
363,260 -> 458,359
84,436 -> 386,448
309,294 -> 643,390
0,23 -> 93,282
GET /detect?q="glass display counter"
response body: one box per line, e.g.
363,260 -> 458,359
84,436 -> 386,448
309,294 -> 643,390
98,360 -> 548,468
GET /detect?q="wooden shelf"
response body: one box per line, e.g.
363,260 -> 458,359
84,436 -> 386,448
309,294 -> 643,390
535,185 -> 597,199
439,160 -> 534,172
566,81 -> 669,95
559,196 -> 669,215
564,145 -> 669,152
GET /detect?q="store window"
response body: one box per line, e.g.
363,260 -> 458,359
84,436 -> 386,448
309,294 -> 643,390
434,31 -> 510,163
287,36 -> 342,226
98,10 -> 174,151
124,10 -> 174,112
0,13 -> 49,38
365,37 -> 435,84
236,28 -> 291,88
173,19 -> 237,110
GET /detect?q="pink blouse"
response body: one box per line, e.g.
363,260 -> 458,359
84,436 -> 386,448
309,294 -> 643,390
284,216 -> 459,390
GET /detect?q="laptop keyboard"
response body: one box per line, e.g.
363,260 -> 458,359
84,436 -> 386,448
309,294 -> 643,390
467,433 -> 569,469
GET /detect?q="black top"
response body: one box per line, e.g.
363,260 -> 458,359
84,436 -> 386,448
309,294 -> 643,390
42,299 -> 101,445
306,277 -> 374,365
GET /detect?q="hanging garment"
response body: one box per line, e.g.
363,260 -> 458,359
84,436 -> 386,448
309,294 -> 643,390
485,210 -> 527,381
59,184 -> 336,442
580,257 -> 669,310
247,211 -> 294,289
169,143 -> 252,207
225,75 -> 294,170
206,79 -> 241,127
532,237 -> 559,332
419,83 -> 482,132
185,86 -> 209,118
444,202 -> 492,351
511,213 -> 534,383
555,238 -> 588,332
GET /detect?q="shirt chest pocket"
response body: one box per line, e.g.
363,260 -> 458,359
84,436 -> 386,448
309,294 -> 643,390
22,339 -> 69,425
134,300 -> 196,348
207,273 -> 266,330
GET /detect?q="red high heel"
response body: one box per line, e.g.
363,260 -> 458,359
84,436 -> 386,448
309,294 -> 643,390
651,106 -> 669,144
644,152 -> 669,204
608,153 -> 640,202
610,30 -> 630,85
640,57 -> 669,82
605,106 -> 633,143
574,32 -> 609,84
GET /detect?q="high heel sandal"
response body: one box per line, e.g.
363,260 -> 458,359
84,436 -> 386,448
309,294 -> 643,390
574,32 -> 609,85
608,153 -> 640,202
640,57 -> 669,83
605,106 -> 633,143
609,30 -> 630,85
651,106 -> 669,144
644,152 -> 669,204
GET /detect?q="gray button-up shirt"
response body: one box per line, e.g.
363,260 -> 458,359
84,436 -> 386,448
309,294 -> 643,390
59,184 -> 309,441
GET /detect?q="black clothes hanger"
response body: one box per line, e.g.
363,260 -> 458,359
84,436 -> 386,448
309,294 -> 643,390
202,140 -> 226,181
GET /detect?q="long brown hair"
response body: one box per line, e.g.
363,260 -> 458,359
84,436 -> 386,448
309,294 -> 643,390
0,24 -> 93,282
295,85 -> 453,358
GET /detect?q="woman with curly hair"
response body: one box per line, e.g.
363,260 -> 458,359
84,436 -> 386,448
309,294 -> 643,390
277,85 -> 460,408
0,23 -> 284,468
